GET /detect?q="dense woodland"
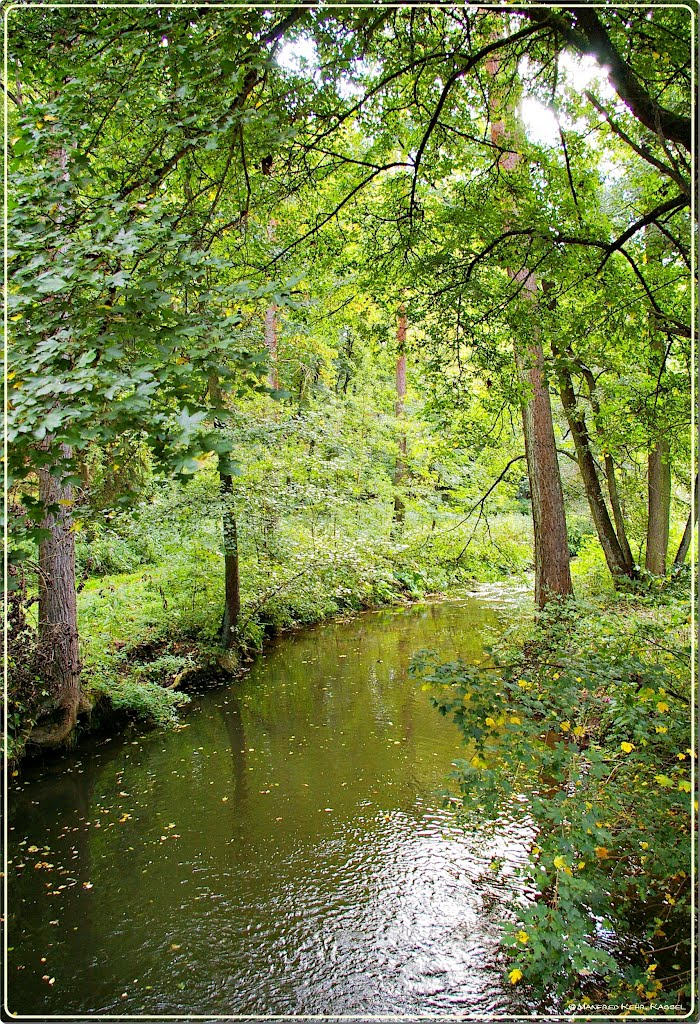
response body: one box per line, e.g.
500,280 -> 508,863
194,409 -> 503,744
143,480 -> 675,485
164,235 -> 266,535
4,2 -> 695,1014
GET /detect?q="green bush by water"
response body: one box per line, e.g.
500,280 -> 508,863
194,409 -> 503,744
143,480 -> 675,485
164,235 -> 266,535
411,578 -> 692,1011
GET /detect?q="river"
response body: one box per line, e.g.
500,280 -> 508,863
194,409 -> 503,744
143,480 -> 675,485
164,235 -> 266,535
6,586 -> 531,1018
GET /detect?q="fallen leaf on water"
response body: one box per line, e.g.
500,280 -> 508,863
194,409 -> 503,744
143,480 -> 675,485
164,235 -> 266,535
170,944 -> 181,950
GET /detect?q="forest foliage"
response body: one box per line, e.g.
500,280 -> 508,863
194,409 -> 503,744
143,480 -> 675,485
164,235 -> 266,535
4,2 -> 695,1013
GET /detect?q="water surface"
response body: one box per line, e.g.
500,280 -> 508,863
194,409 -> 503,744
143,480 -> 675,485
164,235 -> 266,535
7,587 -> 530,1018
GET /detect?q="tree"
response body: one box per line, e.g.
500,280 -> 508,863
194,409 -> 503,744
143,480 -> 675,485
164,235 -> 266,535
392,304 -> 408,530
7,7 -> 302,743
485,30 -> 572,606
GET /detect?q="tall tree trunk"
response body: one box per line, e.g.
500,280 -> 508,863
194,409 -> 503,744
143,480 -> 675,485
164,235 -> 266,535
646,439 -> 671,574
392,304 -> 408,529
29,136 -> 83,747
209,374 -> 241,647
219,471 -> 241,648
29,443 -> 82,747
645,333 -> 672,575
554,353 -> 634,578
486,44 -> 572,607
573,357 -> 635,571
674,471 -> 698,566
603,452 -> 634,568
264,303 -> 278,390
265,219 -> 279,391
513,300 -> 573,607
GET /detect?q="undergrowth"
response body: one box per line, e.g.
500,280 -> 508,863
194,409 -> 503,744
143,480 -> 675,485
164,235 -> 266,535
411,569 -> 693,1013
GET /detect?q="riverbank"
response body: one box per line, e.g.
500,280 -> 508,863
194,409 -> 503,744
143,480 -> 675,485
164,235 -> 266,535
8,514 -> 534,766
412,569 -> 693,1012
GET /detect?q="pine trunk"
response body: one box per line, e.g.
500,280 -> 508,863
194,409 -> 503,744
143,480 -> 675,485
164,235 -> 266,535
30,443 -> 82,748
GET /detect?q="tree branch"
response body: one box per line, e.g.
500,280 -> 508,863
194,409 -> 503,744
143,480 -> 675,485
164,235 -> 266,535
522,7 -> 691,150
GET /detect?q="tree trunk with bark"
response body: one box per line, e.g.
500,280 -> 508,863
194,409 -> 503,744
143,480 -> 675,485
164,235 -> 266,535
513,300 -> 573,607
209,374 -> 241,648
29,443 -> 82,747
264,303 -> 279,390
645,333 -> 672,575
485,45 -> 572,607
646,438 -> 671,574
392,304 -> 408,529
554,352 -> 634,578
560,332 -> 636,575
674,471 -> 698,566
219,471 -> 241,649
29,134 -> 84,748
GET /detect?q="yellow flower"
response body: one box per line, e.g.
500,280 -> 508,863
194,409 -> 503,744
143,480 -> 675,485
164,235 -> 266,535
620,741 -> 634,753
655,725 -> 668,734
656,702 -> 670,714
509,715 -> 521,725
573,726 -> 586,738
516,930 -> 529,945
595,846 -> 609,859
508,968 -> 523,985
560,721 -> 571,732
485,717 -> 496,727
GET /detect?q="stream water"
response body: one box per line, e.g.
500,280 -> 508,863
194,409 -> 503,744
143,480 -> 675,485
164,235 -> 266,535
7,586 -> 531,1018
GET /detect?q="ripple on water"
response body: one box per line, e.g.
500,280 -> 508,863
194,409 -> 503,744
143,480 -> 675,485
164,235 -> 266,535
7,591 -> 531,1017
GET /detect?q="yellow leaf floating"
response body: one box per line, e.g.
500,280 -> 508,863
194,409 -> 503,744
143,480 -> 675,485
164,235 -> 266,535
508,968 -> 523,985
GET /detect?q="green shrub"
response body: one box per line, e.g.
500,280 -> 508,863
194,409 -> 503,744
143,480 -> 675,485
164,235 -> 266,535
93,677 -> 190,728
411,593 -> 692,1011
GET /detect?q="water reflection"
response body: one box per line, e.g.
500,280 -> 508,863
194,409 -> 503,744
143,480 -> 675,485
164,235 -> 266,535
8,587 -> 530,1016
